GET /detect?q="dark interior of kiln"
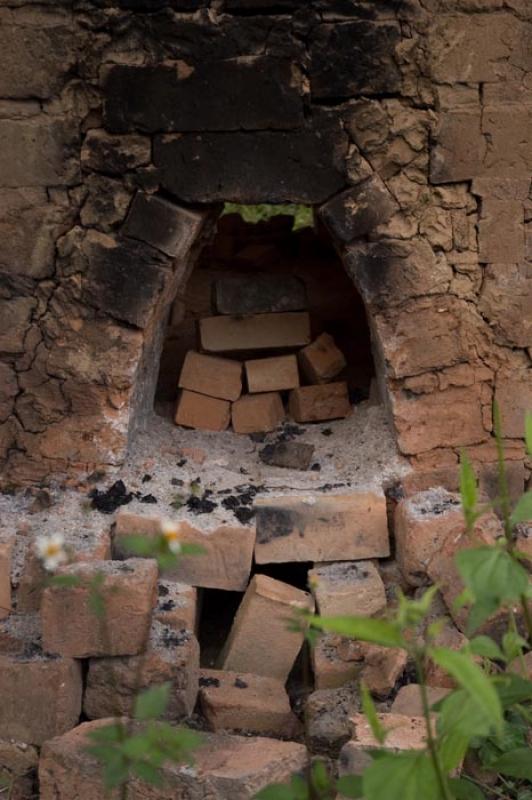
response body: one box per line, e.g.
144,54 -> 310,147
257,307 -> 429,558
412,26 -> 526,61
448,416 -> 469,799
154,209 -> 376,423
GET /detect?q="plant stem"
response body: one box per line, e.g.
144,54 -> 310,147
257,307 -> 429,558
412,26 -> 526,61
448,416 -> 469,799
519,594 -> 532,646
415,653 -> 454,800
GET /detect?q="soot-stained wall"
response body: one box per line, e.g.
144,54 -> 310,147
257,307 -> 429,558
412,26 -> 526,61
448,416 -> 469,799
0,0 -> 530,493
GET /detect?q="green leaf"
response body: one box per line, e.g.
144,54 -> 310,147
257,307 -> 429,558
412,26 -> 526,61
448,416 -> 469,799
460,451 -> 479,530
336,775 -> 363,798
360,682 -> 386,744
310,761 -> 330,793
510,491 -> 532,526
121,535 -> 157,556
131,761 -> 163,787
448,777 -> 486,800
430,647 -> 503,734
495,673 -> 532,707
467,636 -> 505,661
289,775 -> 309,800
134,684 -> 170,721
492,748 -> 532,780
310,615 -> 405,648
47,574 -> 81,588
502,630 -> 528,663
254,785 -> 296,800
456,547 -> 529,632
87,722 -> 126,744
120,734 -> 152,760
525,412 -> 532,456
362,752 -> 441,800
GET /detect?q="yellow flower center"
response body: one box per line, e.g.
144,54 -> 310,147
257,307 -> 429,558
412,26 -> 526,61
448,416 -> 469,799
45,543 -> 62,557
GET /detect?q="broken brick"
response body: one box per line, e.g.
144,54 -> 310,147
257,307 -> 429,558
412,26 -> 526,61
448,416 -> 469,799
288,382 -> 350,423
175,389 -> 231,432
298,333 -> 347,385
179,351 -> 242,402
232,392 -> 285,435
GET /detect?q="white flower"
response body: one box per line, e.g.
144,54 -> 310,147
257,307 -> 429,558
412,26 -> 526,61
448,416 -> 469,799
35,533 -> 68,572
160,519 -> 182,555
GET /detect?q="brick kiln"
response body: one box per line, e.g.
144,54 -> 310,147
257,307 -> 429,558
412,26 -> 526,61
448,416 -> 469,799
0,0 -> 531,797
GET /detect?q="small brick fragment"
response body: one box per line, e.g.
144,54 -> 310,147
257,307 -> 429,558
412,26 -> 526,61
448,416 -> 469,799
308,561 -> 386,617
232,392 -> 285,434
391,684 -> 449,716
306,684 -> 358,756
84,621 -> 199,720
41,559 -> 158,658
255,492 -> 389,563
312,634 -> 364,690
359,644 -> 407,697
245,355 -> 299,393
340,713 -> 428,775
179,351 -> 242,402
175,389 -> 230,432
288,382 -> 350,423
199,312 -> 311,353
39,722 -> 308,800
259,441 -> 314,471
199,669 -> 298,736
220,574 -> 313,682
298,333 -> 347,384
395,488 -> 466,586
0,739 -> 39,800
214,274 -> 307,315
0,653 -> 82,745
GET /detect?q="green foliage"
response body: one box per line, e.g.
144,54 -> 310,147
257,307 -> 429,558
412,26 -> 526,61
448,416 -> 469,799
307,614 -> 405,648
255,762 -> 336,800
122,533 -> 204,571
459,452 -> 480,531
363,752 -> 442,800
222,203 -> 313,231
360,682 -> 386,745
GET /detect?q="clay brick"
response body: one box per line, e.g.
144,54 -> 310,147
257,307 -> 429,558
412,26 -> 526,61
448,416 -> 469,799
84,622 -> 199,721
312,634 -> 364,690
114,514 -> 255,592
319,176 -> 398,243
214,274 -> 307,315
340,713 -> 427,775
308,561 -> 386,618
0,535 -> 13,620
232,392 -> 285,434
175,389 -> 230,432
360,644 -> 407,697
478,198 -> 524,264
199,669 -> 298,736
41,559 -> 158,658
0,740 -> 39,800
155,580 -> 197,633
220,574 -> 313,682
298,334 -> 347,385
288,382 -> 350,423
425,621 -> 468,689
391,685 -> 448,716
0,653 -> 82,745
123,192 -> 205,259
245,355 -> 299,394
199,313 -> 311,353
39,722 -> 308,800
255,492 -> 389,564
179,351 -> 242,402
395,488 -> 464,586
392,385 -> 487,455
494,371 -> 532,439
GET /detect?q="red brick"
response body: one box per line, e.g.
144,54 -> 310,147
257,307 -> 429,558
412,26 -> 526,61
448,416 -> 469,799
154,580 -> 197,632
288,382 -> 350,423
308,561 -> 386,617
255,492 -> 389,563
175,389 -> 230,432
232,392 -> 285,434
360,644 -> 407,697
199,669 -> 298,736
298,333 -> 346,384
340,713 -> 428,775
84,622 -> 199,720
179,351 -> 242,402
41,559 -> 158,658
391,684 -> 449,716
220,574 -> 313,682
312,634 -> 364,690
245,355 -> 299,393
0,653 -> 82,745
39,722 -> 308,800
199,312 -> 311,353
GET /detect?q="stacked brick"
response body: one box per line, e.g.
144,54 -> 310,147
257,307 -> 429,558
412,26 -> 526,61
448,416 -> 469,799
175,274 -> 352,434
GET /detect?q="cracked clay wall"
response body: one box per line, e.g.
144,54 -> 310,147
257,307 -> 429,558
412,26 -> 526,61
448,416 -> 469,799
0,0 -> 530,492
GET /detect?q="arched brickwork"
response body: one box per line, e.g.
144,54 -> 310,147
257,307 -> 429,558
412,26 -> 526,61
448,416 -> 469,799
0,0 -> 530,493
